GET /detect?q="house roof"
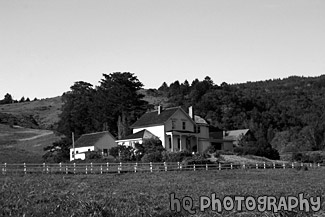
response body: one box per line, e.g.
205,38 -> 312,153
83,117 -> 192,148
119,129 -> 147,140
131,107 -> 181,128
194,115 -> 208,125
224,129 -> 249,141
74,131 -> 116,148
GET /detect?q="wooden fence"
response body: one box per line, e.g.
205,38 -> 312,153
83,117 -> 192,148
1,162 -> 324,175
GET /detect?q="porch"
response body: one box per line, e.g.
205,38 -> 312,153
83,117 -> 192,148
165,130 -> 199,153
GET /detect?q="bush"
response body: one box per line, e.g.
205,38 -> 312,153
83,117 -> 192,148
141,152 -> 163,162
162,151 -> 193,162
182,154 -> 214,165
292,152 -> 324,163
85,151 -> 102,160
234,144 -> 280,160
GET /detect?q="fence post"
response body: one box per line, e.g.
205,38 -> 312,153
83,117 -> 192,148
231,163 -> 233,170
193,164 -> 196,171
318,163 -> 320,168
150,162 -> 153,172
59,162 -> 62,172
107,162 -> 109,173
74,163 -> 76,174
118,162 -> 122,174
219,163 -> 221,170
177,162 -> 180,170
291,163 -> 294,169
243,164 -> 245,169
273,163 -> 275,169
263,162 -> 266,169
283,163 -> 285,169
86,165 -> 88,174
164,162 -> 167,172
43,163 -> 45,173
24,163 -> 26,174
310,163 -> 312,168
65,165 -> 68,174
90,163 -> 93,174
46,165 -> 49,174
100,164 -> 102,174
134,163 -> 137,173
206,164 -> 208,171
256,163 -> 258,169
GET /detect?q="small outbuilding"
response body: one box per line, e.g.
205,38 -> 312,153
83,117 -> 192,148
70,131 -> 117,161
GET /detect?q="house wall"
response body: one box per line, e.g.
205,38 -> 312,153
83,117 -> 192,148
133,125 -> 165,148
198,140 -> 210,153
197,125 -> 209,139
70,146 -> 94,161
94,134 -> 117,150
165,109 -> 195,132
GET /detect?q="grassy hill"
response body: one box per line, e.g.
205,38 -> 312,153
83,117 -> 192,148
0,96 -> 63,130
0,124 -> 62,163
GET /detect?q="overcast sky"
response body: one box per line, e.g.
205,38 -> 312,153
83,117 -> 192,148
1,0 -> 325,100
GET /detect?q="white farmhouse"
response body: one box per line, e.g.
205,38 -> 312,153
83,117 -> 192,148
123,106 -> 210,153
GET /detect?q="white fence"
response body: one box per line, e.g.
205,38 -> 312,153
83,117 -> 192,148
1,162 -> 324,175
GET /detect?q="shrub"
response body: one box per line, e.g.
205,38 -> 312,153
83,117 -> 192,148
141,151 -> 163,162
85,151 -> 102,160
182,154 -> 214,165
162,151 -> 193,162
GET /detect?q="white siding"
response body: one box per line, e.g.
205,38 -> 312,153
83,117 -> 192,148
70,146 -> 94,161
133,125 -> 165,148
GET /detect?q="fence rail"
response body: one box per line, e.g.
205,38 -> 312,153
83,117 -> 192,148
1,162 -> 324,175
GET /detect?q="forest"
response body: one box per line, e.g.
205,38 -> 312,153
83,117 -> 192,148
157,75 -> 325,154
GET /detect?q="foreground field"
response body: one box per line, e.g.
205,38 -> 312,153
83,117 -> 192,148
1,169 -> 324,217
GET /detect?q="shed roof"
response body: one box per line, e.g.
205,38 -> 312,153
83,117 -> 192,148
120,129 -> 147,140
74,131 -> 116,148
224,129 -> 249,141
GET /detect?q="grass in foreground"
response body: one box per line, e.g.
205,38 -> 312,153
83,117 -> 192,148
1,169 -> 325,217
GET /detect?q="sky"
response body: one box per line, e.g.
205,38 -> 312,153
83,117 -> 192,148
1,0 -> 325,100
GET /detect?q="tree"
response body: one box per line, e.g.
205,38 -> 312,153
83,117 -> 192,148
1,93 -> 13,104
19,97 -> 25,103
96,72 -> 148,139
25,97 -> 30,102
158,82 -> 169,92
57,81 -> 96,138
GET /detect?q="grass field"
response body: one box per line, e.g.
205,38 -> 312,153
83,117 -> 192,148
1,169 -> 324,217
0,124 -> 61,163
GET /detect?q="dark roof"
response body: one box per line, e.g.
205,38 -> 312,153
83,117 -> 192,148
120,130 -> 146,140
74,131 -> 115,148
131,107 -> 180,128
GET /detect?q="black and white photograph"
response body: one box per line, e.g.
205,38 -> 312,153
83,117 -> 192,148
1,0 -> 325,216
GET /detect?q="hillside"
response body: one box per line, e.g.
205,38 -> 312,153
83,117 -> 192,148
0,96 -> 63,130
0,124 -> 62,163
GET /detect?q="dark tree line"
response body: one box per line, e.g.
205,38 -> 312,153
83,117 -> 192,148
158,75 -> 325,154
0,93 -> 36,104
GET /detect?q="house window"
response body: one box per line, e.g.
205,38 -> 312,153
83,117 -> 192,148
172,120 -> 176,129
76,151 -> 79,154
169,137 -> 172,149
103,149 -> 108,156
197,126 -> 201,133
177,138 -> 180,149
88,149 -> 90,152
182,121 -> 186,130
